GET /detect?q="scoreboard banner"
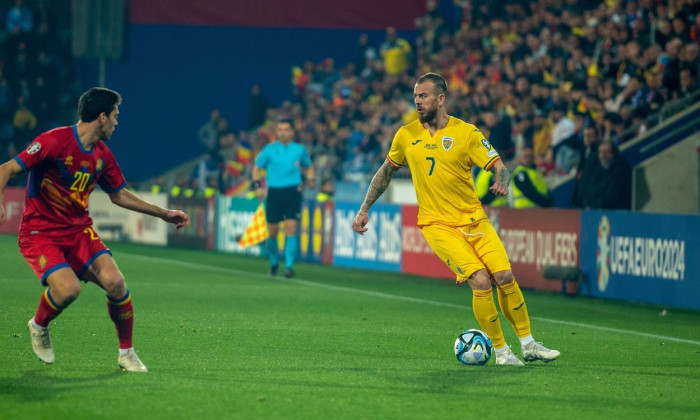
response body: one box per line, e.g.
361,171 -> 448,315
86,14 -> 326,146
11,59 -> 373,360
580,210 -> 699,309
333,202 -> 402,272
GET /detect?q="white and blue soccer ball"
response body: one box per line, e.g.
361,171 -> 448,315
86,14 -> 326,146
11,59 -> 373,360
454,329 -> 493,365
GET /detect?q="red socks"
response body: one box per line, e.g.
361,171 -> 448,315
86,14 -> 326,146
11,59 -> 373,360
107,290 -> 134,349
34,289 -> 65,327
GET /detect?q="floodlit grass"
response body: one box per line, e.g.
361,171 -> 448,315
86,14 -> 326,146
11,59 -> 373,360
1,234 -> 699,419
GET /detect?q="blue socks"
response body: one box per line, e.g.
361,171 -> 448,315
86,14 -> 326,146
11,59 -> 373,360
267,237 -> 279,267
284,235 -> 298,269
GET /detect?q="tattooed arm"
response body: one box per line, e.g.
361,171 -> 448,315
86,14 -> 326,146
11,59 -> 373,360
352,160 -> 400,235
488,159 -> 510,196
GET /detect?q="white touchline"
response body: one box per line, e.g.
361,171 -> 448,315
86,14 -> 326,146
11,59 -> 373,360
124,253 -> 700,346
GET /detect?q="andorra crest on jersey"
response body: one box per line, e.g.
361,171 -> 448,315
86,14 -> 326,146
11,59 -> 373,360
39,255 -> 47,269
27,142 -> 41,155
442,136 -> 454,151
96,159 -> 104,171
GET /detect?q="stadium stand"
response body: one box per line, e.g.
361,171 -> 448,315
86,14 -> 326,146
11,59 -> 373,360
2,0 -> 698,211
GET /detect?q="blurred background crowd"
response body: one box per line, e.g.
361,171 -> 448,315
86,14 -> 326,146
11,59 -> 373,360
1,0 -> 699,209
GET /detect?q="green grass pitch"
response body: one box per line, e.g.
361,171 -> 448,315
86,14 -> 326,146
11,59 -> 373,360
1,234 -> 698,419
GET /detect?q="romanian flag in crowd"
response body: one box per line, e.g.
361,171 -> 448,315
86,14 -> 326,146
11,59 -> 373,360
239,203 -> 269,247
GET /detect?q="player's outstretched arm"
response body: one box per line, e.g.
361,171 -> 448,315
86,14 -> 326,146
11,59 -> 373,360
108,188 -> 190,229
352,160 -> 399,235
0,160 -> 22,225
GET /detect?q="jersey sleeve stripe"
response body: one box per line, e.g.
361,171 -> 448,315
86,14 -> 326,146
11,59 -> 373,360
483,156 -> 501,171
100,180 -> 128,194
386,156 -> 404,168
13,156 -> 28,172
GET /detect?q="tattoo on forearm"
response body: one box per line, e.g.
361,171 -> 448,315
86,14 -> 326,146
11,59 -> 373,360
361,164 -> 397,211
498,166 -> 510,186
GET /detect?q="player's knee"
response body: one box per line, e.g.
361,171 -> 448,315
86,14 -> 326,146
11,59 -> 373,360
105,277 -> 127,298
53,282 -> 81,304
492,270 -> 514,286
468,269 -> 492,290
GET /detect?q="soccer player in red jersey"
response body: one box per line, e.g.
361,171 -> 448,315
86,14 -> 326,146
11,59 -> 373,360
0,87 -> 189,372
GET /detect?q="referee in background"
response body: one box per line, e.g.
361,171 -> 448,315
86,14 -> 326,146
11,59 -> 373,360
252,119 -> 315,278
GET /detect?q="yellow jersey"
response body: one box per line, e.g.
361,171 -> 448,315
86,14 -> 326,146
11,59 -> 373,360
387,116 -> 500,227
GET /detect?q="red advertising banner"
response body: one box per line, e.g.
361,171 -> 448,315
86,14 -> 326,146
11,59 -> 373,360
401,205 -> 454,281
487,207 -> 581,293
0,187 -> 25,235
401,205 -> 582,293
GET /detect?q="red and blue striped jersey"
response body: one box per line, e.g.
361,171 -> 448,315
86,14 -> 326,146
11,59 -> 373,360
14,125 -> 127,234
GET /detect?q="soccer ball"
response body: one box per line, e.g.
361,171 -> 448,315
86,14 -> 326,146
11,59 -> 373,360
454,329 -> 493,365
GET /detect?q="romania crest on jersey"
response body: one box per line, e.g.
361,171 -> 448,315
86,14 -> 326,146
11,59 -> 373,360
442,136 -> 454,151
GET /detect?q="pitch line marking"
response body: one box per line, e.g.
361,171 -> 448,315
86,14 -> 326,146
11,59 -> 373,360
123,253 -> 700,347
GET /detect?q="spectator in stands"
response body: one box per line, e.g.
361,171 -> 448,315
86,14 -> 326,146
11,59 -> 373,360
579,139 -> 632,210
12,95 -> 36,153
6,0 -> 33,36
672,66 -> 698,99
481,110 -> 514,162
169,173 -> 189,197
509,144 -> 552,208
315,177 -> 335,203
353,33 -> 378,79
572,125 -> 600,208
197,109 -> 222,153
379,26 -> 412,76
247,84 -> 269,130
548,102 -> 577,173
474,167 -> 508,207
149,174 -> 166,195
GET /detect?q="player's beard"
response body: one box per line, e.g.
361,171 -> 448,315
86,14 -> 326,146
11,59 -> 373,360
418,107 -> 437,124
100,125 -> 113,141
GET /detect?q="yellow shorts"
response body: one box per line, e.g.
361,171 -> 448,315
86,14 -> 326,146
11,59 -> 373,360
420,219 -> 511,284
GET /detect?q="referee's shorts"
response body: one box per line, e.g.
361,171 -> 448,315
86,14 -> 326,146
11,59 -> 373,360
266,185 -> 303,223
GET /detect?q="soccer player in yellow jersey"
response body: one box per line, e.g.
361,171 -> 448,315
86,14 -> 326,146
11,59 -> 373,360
352,73 -> 560,365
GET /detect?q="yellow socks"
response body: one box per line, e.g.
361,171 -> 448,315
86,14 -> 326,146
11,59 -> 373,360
472,288 -> 505,349
496,281 -> 532,339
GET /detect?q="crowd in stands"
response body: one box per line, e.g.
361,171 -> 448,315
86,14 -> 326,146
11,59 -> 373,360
2,0 -> 691,211
180,0 -> 696,211
0,0 -> 77,183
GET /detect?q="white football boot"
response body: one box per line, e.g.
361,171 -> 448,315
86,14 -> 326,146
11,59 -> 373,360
118,349 -> 148,372
495,345 -> 525,366
522,342 -> 561,363
28,318 -> 55,364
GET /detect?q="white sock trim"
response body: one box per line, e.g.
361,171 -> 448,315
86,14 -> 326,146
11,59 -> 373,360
520,335 -> 534,347
119,347 -> 134,355
495,345 -> 510,354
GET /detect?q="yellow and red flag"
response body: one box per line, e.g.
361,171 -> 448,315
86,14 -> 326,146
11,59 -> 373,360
238,203 -> 269,247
